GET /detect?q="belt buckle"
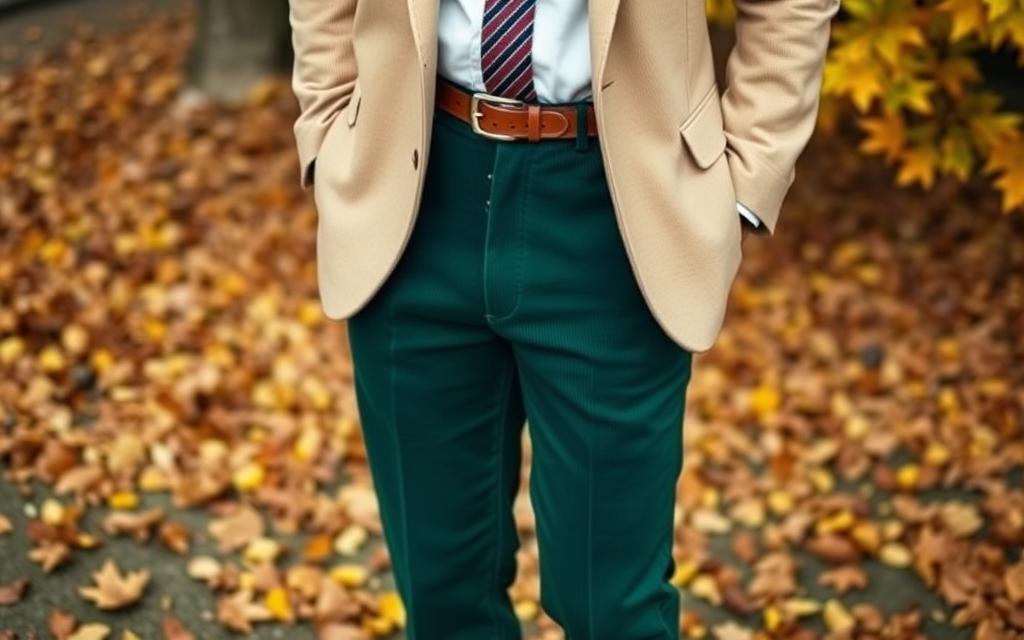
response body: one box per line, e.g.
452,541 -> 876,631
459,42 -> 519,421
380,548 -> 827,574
470,92 -> 524,141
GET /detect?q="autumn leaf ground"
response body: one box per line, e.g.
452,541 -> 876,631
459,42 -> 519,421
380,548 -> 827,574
1,2 -> 1023,639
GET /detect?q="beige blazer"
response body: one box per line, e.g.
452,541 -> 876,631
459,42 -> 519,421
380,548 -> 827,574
288,0 -> 839,352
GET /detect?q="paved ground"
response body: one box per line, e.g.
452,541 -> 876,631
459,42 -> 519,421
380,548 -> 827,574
0,0 -> 183,72
0,1 -> 998,638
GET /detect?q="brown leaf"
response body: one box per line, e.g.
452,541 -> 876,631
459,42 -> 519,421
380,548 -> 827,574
158,520 -> 190,554
101,507 -> 165,542
805,534 -> 862,564
316,576 -> 360,623
0,514 -> 12,535
316,623 -> 370,640
48,608 -> 77,640
208,506 -> 264,553
729,530 -> 759,564
0,578 -> 29,605
161,613 -> 195,640
78,559 -> 150,610
216,590 -> 272,634
1004,562 -> 1024,604
29,541 -> 72,573
711,621 -> 754,640
67,624 -> 111,640
819,565 -> 869,593
54,466 -> 104,497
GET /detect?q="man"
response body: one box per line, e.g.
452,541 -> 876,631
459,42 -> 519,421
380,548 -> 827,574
287,0 -> 838,637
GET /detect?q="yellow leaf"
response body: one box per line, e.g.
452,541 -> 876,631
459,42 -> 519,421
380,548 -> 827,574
816,510 -> 856,535
934,57 -> 981,99
938,0 -> 988,41
896,146 -> 940,188
991,11 -> 1024,61
264,586 -> 294,622
514,599 -> 538,621
896,463 -> 920,490
767,490 -> 795,515
873,22 -> 925,65
378,591 -> 406,627
107,492 -> 139,511
749,385 -> 781,418
879,543 -> 913,567
985,136 -> 1024,211
939,130 -> 976,182
690,574 -> 722,605
0,337 -> 25,364
243,537 -> 282,565
61,324 -> 90,355
823,54 -> 885,112
984,0 -> 1013,20
784,598 -> 822,618
232,462 -> 265,492
329,563 -> 367,588
823,599 -> 856,633
39,345 -> 67,373
923,442 -> 951,466
851,521 -> 882,552
671,559 -> 700,587
41,498 -> 66,526
858,115 -> 906,161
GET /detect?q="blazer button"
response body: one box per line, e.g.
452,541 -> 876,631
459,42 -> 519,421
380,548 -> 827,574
412,149 -> 419,169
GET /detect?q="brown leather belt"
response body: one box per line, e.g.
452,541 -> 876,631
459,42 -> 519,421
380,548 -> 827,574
436,78 -> 598,142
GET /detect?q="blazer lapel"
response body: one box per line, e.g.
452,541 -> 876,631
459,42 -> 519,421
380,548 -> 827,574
408,0 -> 439,69
588,0 -> 621,88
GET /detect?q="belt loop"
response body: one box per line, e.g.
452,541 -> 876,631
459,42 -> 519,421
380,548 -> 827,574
575,102 -> 590,152
527,105 -> 542,142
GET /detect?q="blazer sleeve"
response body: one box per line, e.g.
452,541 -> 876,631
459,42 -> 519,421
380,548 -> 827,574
719,0 -> 840,234
288,0 -> 359,190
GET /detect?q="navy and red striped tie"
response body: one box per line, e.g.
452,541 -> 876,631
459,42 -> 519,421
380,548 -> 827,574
481,0 -> 539,102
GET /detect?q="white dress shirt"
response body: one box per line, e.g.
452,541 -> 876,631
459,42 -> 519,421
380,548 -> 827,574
436,0 -> 763,229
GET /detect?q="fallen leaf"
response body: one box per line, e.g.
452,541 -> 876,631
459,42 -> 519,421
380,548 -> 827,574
101,508 -> 165,542
29,542 -> 72,573
316,623 -> 370,640
1005,562 -> 1024,603
208,506 -> 264,553
0,578 -> 29,605
158,520 -> 190,554
819,565 -> 869,593
48,609 -> 77,640
78,559 -> 150,610
823,598 -> 856,633
712,621 -> 754,640
161,613 -> 195,640
67,624 -> 111,640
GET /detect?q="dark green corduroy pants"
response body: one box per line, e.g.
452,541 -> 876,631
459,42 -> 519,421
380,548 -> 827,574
346,95 -> 694,639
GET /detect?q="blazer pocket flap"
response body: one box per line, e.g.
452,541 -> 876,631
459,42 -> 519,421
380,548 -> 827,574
678,87 -> 727,170
345,81 -> 363,127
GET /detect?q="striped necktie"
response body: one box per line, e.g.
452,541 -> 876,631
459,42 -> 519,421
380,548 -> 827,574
480,0 -> 539,102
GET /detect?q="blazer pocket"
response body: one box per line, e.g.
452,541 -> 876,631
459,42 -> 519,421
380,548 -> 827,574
678,86 -> 727,170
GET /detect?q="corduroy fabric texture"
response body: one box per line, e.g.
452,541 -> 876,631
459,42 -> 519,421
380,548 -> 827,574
345,105 -> 694,639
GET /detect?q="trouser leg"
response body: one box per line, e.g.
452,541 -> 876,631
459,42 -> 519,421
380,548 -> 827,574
485,128 -> 694,639
345,108 -> 526,639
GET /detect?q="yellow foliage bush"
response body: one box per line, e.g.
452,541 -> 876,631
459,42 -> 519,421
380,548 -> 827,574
708,0 -> 1024,211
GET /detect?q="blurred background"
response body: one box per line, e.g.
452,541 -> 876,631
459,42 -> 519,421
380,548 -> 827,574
0,0 -> 1022,638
